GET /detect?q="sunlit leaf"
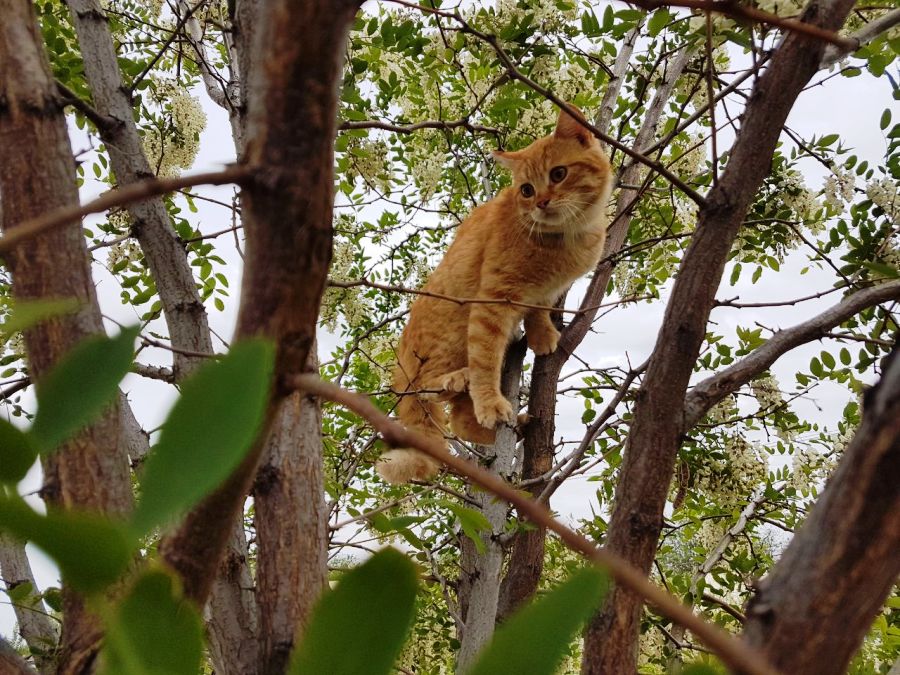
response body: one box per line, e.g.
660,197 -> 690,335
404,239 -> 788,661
289,548 -> 418,675
99,568 -> 204,675
31,326 -> 139,452
131,339 -> 274,535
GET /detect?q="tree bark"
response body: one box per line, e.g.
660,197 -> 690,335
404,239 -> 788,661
684,280 -> 900,429
0,1 -> 133,671
457,340 -> 526,671
0,534 -> 59,674
63,0 -> 214,381
61,5 -> 261,670
160,0 -> 361,608
0,638 -> 37,675
581,2 -> 857,671
741,344 -> 900,674
255,357 -> 328,675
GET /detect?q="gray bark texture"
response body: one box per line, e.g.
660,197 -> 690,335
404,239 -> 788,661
457,340 -> 526,672
254,383 -> 328,675
0,534 -> 59,674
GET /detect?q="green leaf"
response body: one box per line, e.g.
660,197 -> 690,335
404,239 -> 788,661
31,326 -> 139,452
861,261 -> 900,279
444,501 -> 492,554
467,566 -> 610,675
6,580 -> 34,605
840,347 -> 852,365
289,548 -> 418,675
0,298 -> 79,338
810,357 -> 824,378
99,569 -> 204,675
0,494 -> 131,594
881,108 -> 892,130
131,339 -> 274,535
0,420 -> 38,484
821,351 -> 835,369
647,8 -> 671,36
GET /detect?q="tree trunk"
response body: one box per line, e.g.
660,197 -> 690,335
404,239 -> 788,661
255,354 -> 329,675
160,0 -> 361,609
61,5 -> 263,669
0,534 -> 59,674
581,1 -> 857,671
741,345 -> 900,674
456,340 -> 526,671
0,1 -> 133,671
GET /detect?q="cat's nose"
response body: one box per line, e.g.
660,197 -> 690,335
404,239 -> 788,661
537,198 -> 550,209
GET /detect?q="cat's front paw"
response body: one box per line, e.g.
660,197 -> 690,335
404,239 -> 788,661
441,367 -> 469,393
473,392 -> 515,429
527,325 -> 561,355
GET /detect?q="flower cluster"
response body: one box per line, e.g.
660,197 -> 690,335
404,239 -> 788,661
345,137 -> 392,194
693,435 -> 769,508
822,168 -> 856,211
776,169 -> 821,221
866,177 -> 900,224
789,445 -> 835,494
106,240 -> 143,269
140,81 -> 207,177
751,373 -> 783,411
320,240 -> 372,332
755,0 -> 804,15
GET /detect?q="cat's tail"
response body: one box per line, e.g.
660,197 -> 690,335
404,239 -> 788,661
377,374 -> 446,484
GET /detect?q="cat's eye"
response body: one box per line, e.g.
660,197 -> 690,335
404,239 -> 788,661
550,166 -> 568,183
520,183 -> 535,198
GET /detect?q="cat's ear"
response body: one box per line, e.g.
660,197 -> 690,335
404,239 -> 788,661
492,149 -> 522,170
554,104 -> 593,147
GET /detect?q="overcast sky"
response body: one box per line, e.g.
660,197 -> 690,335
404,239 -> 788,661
2,4 -> 896,637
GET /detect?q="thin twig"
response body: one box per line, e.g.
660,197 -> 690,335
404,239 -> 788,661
328,278 -> 648,315
626,0 -> 856,49
0,167 -> 251,254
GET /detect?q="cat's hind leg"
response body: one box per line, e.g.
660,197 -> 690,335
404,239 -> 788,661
449,394 -> 496,446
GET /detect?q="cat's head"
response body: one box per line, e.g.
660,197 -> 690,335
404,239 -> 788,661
493,105 -> 612,234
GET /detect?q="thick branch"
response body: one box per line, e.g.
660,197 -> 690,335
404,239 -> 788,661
684,280 -> 900,428
820,7 -> 900,68
582,0 -> 858,671
742,345 -> 900,673
290,374 -> 778,675
159,0 -> 361,608
254,354 -> 328,675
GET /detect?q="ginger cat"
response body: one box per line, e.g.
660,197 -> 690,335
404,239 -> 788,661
377,106 -> 613,484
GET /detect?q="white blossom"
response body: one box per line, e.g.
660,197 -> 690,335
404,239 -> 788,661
866,177 -> 900,224
822,168 -> 856,211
